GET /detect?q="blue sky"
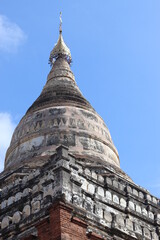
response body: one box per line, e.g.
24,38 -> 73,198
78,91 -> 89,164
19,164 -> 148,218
0,1 -> 160,197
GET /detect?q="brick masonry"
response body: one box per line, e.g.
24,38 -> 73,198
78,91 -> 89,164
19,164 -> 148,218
0,146 -> 160,239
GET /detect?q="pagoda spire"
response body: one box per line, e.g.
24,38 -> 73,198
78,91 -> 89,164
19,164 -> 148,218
49,12 -> 72,66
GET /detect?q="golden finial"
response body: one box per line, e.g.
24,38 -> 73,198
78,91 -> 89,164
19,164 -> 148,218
59,12 -> 62,33
49,12 -> 72,66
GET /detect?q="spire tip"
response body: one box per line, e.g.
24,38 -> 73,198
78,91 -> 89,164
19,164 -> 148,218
59,12 -> 62,33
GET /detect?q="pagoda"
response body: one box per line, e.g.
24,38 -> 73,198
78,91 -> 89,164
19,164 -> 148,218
0,14 -> 160,240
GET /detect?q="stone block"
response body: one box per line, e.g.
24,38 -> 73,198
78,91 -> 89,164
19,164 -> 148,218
149,211 -> 154,220
33,185 -> 39,194
43,184 -> 53,198
116,214 -> 125,227
136,205 -> 141,214
146,194 -> 151,201
84,197 -> 93,212
152,231 -> 159,240
91,171 -> 97,180
143,227 -> 151,239
106,191 -> 112,201
22,176 -> 28,185
132,189 -> 138,196
87,184 -> 95,194
104,211 -> 112,223
126,185 -> 132,193
32,201 -> 41,213
72,194 -> 83,207
152,197 -> 157,205
56,145 -> 69,158
134,223 -> 142,235
97,187 -> 104,197
23,205 -> 31,218
12,211 -> 21,224
128,201 -> 135,211
23,188 -> 32,197
157,213 -> 160,220
1,200 -> 7,209
95,205 -> 103,218
81,180 -> 88,191
120,198 -> 126,208
142,208 -> 148,216
28,173 -> 34,180
15,192 -> 22,201
1,216 -> 12,229
15,178 -> 21,185
106,177 -> 112,185
139,191 -> 144,199
113,180 -> 118,188
84,168 -> 91,176
97,175 -> 104,183
119,183 -> 125,191
34,169 -> 40,177
64,190 -> 72,202
126,218 -> 133,231
8,196 -> 15,206
113,195 -> 119,204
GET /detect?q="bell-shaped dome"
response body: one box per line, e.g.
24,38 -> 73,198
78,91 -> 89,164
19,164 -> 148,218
4,26 -> 123,177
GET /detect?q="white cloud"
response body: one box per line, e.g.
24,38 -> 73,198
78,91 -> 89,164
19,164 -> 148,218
0,113 -> 16,172
0,15 -> 26,52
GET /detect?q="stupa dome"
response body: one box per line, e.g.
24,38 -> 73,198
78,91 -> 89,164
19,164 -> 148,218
4,20 -> 123,177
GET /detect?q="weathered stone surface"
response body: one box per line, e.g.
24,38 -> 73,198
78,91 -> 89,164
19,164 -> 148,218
113,194 -> 119,204
0,147 -> 160,240
120,198 -> 126,208
106,191 -> 112,201
5,55 -> 124,178
8,196 -> 15,206
116,215 -> 125,227
128,201 -> 135,211
1,216 -> 11,229
12,211 -> 21,224
22,205 -> 31,218
97,187 -> 104,197
104,211 -> 112,223
32,200 -> 40,213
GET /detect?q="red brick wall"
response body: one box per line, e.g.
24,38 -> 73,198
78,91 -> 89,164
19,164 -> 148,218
24,201 -> 105,240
